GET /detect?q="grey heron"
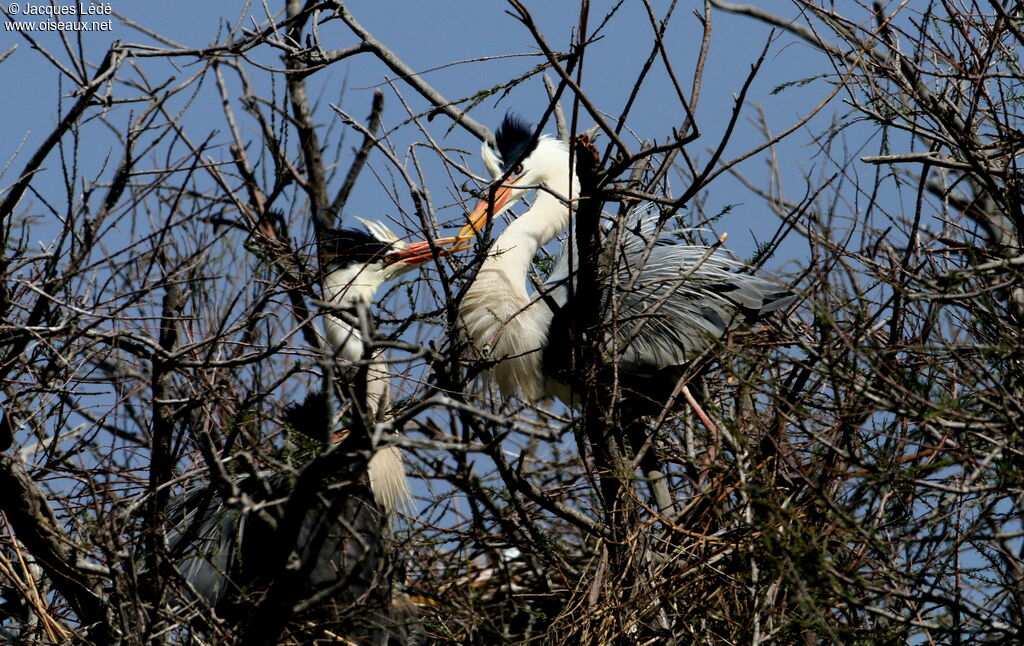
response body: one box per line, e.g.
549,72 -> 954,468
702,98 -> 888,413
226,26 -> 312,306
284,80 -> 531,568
453,114 -> 796,405
164,217 -> 444,644
318,217 -> 446,514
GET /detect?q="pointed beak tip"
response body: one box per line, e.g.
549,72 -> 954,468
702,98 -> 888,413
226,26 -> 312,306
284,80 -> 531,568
457,178 -> 519,240
391,238 -> 462,265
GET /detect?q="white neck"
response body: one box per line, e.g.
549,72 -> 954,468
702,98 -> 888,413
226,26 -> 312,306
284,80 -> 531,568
321,263 -> 384,363
320,261 -> 412,516
321,263 -> 391,419
481,159 -> 577,293
459,141 -> 578,401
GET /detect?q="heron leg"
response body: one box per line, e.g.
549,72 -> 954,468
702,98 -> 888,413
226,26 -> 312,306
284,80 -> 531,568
623,412 -> 677,516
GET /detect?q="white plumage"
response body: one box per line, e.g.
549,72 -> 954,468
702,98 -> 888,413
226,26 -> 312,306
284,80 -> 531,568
458,136 -> 576,401
318,218 -> 443,514
456,115 -> 795,403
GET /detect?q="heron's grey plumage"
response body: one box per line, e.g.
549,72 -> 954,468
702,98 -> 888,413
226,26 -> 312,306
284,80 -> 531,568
542,204 -> 795,376
165,474 -> 255,605
162,468 -> 425,645
154,218 -> 429,644
459,114 -> 795,402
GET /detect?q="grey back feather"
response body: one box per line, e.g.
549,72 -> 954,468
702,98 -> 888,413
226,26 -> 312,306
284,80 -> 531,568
164,469 -> 387,604
165,474 -> 260,605
543,204 -> 794,374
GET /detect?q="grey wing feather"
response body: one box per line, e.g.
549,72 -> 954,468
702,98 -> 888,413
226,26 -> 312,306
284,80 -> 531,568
612,205 -> 794,372
165,480 -> 242,604
541,204 -> 794,374
165,472 -> 272,604
541,235 -> 574,311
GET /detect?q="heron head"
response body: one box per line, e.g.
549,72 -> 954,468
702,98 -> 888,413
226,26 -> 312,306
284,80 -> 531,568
320,218 -> 455,286
456,114 -> 573,243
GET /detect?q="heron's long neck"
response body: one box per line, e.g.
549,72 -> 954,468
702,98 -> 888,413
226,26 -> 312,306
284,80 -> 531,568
459,172 -> 575,401
322,265 -> 379,363
321,265 -> 390,418
320,265 -> 411,516
483,183 -> 574,293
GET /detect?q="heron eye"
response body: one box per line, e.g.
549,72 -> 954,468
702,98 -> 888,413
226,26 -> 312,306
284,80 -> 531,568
512,163 -> 523,175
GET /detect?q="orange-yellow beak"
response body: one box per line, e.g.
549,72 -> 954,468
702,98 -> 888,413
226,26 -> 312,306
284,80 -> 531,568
390,176 -> 521,263
387,237 -> 471,265
452,178 -> 521,244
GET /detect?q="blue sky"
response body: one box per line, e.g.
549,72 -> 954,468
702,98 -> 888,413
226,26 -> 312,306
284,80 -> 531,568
0,0 -> 870,489
2,0 -> 840,267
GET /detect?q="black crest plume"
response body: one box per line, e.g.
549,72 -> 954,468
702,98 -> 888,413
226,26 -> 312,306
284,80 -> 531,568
494,113 -> 537,173
319,226 -> 392,269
